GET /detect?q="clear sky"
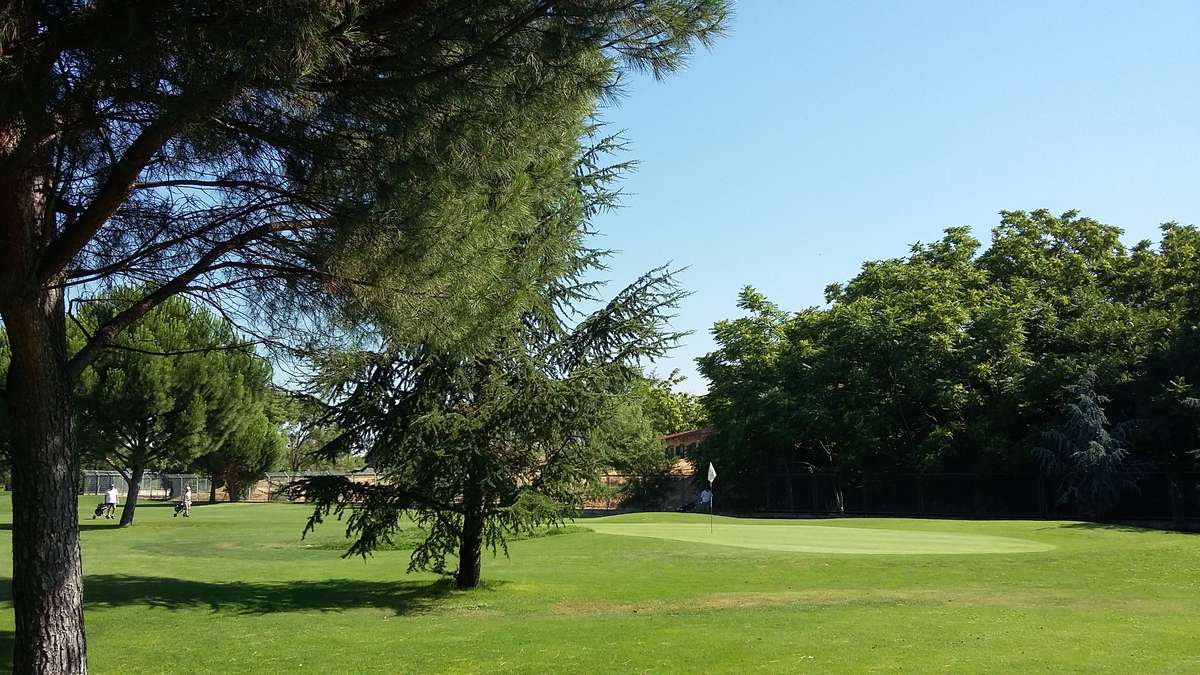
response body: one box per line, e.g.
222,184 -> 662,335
591,0 -> 1200,393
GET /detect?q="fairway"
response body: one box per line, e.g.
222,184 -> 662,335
2,496 -> 1199,673
587,517 -> 1055,554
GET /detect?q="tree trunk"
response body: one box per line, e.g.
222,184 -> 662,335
784,465 -> 795,513
1,301 -> 89,673
456,481 -> 485,590
227,474 -> 242,503
1,129 -> 90,670
118,464 -> 145,528
1169,472 -> 1186,531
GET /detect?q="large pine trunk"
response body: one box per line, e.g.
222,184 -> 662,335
1,135 -> 90,671
119,464 -> 146,528
2,300 -> 89,673
456,481 -> 485,589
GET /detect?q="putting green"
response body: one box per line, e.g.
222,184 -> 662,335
586,519 -> 1055,554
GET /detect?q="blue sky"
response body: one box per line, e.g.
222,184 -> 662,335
592,0 -> 1200,393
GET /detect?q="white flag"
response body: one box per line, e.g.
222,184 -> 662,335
707,462 -> 717,484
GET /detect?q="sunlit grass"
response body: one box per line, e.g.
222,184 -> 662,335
1,495 -> 1197,673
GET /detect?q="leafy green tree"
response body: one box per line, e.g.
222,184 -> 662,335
582,369 -> 707,507
1135,378 -> 1200,528
193,412 -> 286,503
638,370 -> 709,435
1125,223 -> 1200,527
73,290 -> 277,526
269,392 -> 350,473
0,3 -> 728,667
1034,370 -> 1131,518
587,384 -> 671,476
582,374 -> 691,509
694,287 -> 794,506
299,269 -> 684,589
699,211 -> 1193,514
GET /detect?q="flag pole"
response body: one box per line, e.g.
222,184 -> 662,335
707,462 -> 716,534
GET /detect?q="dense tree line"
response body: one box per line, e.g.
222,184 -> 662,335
695,210 -> 1200,523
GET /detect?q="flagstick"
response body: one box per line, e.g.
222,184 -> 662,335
706,463 -> 717,534
709,479 -> 713,534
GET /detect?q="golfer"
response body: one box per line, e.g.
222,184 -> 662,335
103,484 -> 119,519
182,485 -> 193,518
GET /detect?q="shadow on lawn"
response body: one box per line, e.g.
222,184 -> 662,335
83,575 -> 461,616
0,631 -> 10,674
1055,521 -> 1199,534
0,523 -> 123,532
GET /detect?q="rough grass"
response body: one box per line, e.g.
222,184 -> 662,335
1,496 -> 1198,673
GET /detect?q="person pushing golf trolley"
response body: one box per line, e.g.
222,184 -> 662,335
92,484 -> 118,519
174,485 -> 192,518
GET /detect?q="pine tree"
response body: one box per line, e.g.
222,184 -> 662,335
74,289 -> 278,526
1035,369 -> 1131,518
298,267 -> 684,589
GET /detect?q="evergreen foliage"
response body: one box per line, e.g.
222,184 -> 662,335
1034,369 -> 1131,517
297,268 -> 685,589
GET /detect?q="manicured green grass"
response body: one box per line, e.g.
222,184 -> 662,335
586,519 -> 1055,554
1,496 -> 1198,673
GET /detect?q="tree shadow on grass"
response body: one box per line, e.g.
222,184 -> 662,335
1054,521 -> 1199,534
0,631 -> 11,675
0,522 -> 125,532
83,575 -> 465,616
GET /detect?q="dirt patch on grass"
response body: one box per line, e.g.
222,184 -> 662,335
212,542 -> 241,550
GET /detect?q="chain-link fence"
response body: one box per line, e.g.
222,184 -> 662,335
761,471 -> 1200,523
79,470 -> 210,500
582,468 -> 1200,525
80,468 -> 375,503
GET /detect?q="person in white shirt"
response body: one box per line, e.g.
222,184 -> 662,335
103,484 -> 118,519
182,485 -> 192,518
699,488 -> 712,509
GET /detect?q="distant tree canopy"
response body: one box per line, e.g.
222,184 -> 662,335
270,392 -> 353,473
588,370 -> 707,476
639,370 -> 709,436
696,210 -> 1200,519
72,289 -> 279,524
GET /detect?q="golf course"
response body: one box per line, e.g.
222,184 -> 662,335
1,495 -> 1197,673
